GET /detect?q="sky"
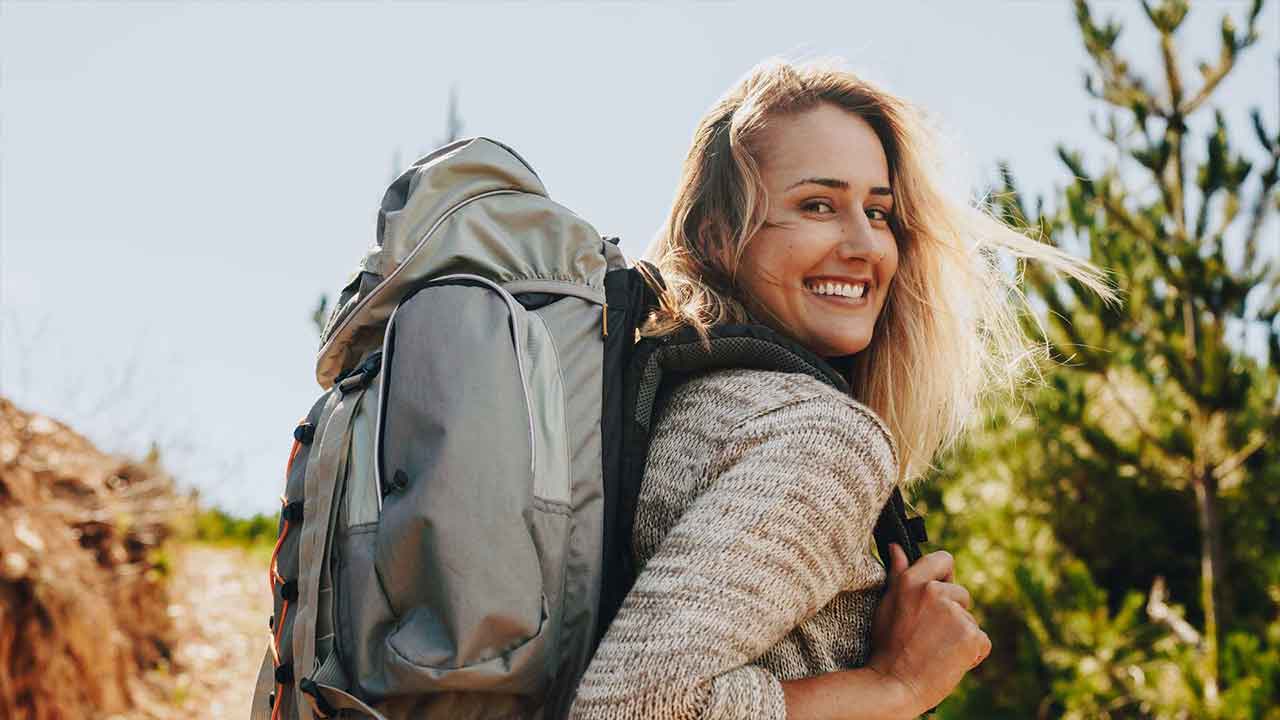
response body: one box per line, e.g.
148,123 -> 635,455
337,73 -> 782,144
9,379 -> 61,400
2,1 -> 1277,516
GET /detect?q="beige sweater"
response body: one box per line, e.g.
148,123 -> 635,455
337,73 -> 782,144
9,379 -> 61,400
571,368 -> 900,719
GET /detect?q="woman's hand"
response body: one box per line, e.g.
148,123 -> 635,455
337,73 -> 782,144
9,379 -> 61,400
780,545 -> 989,720
866,544 -> 990,716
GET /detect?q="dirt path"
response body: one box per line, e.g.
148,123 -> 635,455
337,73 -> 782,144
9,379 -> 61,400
114,544 -> 271,719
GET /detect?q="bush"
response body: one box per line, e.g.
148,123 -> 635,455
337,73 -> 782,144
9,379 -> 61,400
192,507 -> 277,548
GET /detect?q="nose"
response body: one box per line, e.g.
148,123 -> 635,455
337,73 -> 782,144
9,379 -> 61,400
835,216 -> 885,264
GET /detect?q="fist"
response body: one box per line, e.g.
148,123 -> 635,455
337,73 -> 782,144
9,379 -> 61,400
867,545 -> 990,715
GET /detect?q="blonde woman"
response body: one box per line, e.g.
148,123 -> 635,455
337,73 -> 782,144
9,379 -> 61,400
571,60 -> 1111,719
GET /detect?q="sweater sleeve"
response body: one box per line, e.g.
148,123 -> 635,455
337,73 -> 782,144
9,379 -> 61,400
570,393 -> 900,720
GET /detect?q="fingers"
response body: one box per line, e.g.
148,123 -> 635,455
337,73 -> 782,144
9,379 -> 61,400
907,550 -> 955,584
925,579 -> 972,610
887,543 -> 910,579
970,629 -> 992,669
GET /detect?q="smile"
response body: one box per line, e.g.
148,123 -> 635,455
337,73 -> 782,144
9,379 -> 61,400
803,279 -> 870,302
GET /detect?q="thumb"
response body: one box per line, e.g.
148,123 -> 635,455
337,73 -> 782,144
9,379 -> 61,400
887,543 -> 909,579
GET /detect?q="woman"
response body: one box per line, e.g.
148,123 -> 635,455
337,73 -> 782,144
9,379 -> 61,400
571,60 -> 1111,719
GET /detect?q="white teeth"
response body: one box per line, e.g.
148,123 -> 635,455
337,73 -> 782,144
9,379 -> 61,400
806,281 -> 868,299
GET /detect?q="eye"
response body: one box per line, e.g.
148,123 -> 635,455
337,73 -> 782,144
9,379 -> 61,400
866,206 -> 893,224
802,199 -> 835,215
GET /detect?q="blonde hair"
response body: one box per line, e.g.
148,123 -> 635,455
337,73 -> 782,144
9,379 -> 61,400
644,58 -> 1115,483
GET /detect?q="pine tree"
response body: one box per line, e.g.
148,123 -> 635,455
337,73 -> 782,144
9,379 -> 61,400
927,1 -> 1278,716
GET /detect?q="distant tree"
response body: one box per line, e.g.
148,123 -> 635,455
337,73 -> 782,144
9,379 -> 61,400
924,1 -> 1279,717
315,90 -> 467,337
311,294 -> 329,337
437,85 -> 464,148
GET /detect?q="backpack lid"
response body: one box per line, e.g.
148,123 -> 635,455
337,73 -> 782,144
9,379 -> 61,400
315,137 -> 607,387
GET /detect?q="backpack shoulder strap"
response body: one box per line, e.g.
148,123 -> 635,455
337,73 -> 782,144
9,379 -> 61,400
601,321 -> 927,643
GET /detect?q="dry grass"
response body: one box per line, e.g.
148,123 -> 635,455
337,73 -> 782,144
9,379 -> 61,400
0,397 -> 188,719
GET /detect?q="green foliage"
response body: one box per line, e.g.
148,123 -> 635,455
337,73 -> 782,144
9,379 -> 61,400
313,294 -> 330,337
146,545 -> 173,581
193,507 -> 277,549
927,1 -> 1279,716
925,407 -> 1280,718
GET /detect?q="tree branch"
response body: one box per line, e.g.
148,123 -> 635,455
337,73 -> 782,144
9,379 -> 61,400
1243,156 -> 1279,269
1213,431 -> 1267,480
1161,32 -> 1185,113
1099,192 -> 1160,245
1182,54 -> 1234,116
1147,576 -> 1203,647
1183,8 -> 1262,115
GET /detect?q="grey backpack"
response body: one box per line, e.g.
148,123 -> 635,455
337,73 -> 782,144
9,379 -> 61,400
252,137 -> 927,720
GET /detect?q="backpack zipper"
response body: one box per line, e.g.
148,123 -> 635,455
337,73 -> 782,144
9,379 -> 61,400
321,188 -> 522,355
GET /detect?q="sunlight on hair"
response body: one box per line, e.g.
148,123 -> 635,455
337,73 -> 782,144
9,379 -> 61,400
643,57 -> 1117,484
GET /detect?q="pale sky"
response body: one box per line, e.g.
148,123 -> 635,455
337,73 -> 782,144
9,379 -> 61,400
3,1 -> 1276,515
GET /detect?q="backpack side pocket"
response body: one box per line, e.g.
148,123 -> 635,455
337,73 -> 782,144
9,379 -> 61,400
367,278 -> 568,700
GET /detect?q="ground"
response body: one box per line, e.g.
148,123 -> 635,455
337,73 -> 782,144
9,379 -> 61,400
111,544 -> 271,719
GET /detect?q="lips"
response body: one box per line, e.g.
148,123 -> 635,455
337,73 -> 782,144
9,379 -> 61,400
803,278 -> 872,301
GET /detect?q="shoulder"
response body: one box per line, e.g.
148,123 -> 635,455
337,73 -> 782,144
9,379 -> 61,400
664,368 -> 899,467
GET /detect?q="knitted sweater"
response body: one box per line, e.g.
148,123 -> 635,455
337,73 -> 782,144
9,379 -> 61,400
571,368 -> 900,719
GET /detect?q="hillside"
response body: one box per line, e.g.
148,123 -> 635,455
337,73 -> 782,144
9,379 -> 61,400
0,397 -> 270,718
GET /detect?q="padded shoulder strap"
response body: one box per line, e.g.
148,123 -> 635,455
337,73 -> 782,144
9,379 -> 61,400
603,323 -> 927,642
626,324 -> 849,432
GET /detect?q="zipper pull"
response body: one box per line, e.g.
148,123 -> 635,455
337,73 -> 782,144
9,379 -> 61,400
602,303 -> 609,338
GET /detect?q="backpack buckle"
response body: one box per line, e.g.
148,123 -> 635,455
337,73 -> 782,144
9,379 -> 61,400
905,515 -> 928,544
299,678 -> 337,719
335,352 -> 382,395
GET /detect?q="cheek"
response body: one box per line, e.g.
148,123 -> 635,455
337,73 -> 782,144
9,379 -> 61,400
738,244 -> 780,304
743,236 -> 789,285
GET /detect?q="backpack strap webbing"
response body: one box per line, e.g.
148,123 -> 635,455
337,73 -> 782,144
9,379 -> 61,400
291,361 -> 378,714
600,322 -> 927,646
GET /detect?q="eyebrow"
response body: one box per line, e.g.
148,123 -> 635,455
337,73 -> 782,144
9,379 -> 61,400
785,177 -> 893,196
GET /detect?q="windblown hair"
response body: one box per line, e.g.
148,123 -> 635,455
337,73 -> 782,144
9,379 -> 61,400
644,58 -> 1114,482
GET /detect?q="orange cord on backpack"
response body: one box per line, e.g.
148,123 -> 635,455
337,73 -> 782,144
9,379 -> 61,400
269,435 -> 303,720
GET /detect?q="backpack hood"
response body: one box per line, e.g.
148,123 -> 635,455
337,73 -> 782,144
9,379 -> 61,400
315,137 -> 608,387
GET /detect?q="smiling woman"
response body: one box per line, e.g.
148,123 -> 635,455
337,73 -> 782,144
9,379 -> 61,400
570,59 -> 1113,720
739,104 -> 899,358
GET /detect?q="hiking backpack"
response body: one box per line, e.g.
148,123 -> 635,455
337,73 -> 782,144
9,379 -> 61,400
251,137 -> 928,720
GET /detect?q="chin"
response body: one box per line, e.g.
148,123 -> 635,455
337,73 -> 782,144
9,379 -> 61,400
812,336 -> 872,358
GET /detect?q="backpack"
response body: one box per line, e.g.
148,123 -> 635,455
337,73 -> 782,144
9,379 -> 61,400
251,137 -> 928,720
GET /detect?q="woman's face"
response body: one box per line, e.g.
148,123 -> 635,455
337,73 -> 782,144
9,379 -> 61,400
738,103 -> 899,358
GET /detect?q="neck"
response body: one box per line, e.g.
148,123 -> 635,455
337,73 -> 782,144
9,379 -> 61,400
824,354 -> 857,385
